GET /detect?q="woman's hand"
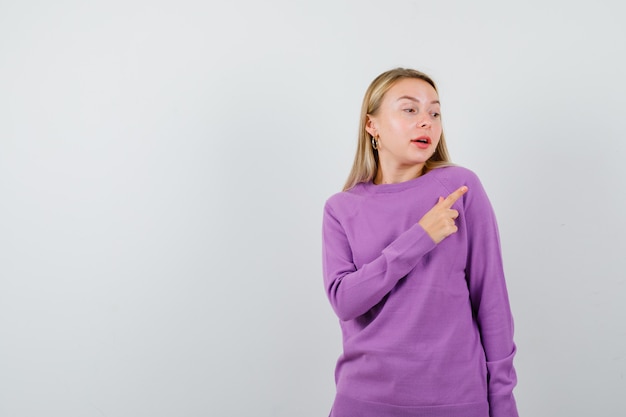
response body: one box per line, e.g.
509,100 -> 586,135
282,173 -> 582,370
418,186 -> 468,244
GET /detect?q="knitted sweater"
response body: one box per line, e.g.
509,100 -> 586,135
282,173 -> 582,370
322,166 -> 518,417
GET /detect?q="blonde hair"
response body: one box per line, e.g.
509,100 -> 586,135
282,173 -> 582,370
343,68 -> 453,191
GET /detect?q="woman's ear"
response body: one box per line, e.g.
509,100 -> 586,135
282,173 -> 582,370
365,114 -> 377,137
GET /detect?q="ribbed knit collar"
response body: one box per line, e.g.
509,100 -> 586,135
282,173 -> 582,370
359,169 -> 437,194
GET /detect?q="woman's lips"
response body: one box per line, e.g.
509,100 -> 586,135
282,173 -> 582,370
411,136 -> 431,149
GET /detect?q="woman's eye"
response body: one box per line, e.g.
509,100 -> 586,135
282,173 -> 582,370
403,108 -> 416,113
431,112 -> 441,118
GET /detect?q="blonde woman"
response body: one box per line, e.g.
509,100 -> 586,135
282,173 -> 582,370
322,68 -> 519,417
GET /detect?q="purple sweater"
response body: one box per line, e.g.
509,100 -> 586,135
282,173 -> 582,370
322,166 -> 518,417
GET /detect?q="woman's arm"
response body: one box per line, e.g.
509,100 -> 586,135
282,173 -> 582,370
463,174 -> 519,417
322,186 -> 467,321
322,203 -> 435,321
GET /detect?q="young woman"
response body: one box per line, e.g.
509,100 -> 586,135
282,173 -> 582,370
322,68 -> 519,417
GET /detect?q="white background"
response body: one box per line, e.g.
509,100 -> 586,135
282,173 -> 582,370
1,1 -> 625,416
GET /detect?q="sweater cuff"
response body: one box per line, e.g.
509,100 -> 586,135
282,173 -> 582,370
488,393 -> 519,417
486,348 -> 518,417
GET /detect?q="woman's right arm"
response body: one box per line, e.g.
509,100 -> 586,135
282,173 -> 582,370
322,187 -> 466,321
322,204 -> 434,321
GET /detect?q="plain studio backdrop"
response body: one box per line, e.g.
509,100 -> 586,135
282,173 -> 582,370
1,0 -> 625,416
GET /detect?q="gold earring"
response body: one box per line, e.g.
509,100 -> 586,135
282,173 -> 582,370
371,136 -> 379,150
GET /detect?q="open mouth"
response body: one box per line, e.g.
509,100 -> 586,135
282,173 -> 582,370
411,136 -> 431,144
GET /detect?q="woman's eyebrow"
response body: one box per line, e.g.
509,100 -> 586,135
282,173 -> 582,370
396,95 -> 440,105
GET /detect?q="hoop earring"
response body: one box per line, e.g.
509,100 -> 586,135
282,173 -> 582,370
371,136 -> 380,150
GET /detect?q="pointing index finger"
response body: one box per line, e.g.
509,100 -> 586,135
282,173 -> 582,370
442,186 -> 468,208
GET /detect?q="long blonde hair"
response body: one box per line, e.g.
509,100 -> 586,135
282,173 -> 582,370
343,68 -> 453,191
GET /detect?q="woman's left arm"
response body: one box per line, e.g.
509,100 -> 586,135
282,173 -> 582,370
464,172 -> 519,417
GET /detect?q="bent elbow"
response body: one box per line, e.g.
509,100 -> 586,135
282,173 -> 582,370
327,282 -> 361,322
332,303 -> 359,322
328,293 -> 371,322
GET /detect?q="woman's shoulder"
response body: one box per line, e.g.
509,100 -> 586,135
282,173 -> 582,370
430,165 -> 484,191
324,182 -> 370,217
431,164 -> 479,180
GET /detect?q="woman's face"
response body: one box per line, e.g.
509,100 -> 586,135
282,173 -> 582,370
366,78 -> 442,171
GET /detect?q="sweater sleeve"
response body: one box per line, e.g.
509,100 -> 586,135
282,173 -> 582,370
463,176 -> 519,417
322,201 -> 436,321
